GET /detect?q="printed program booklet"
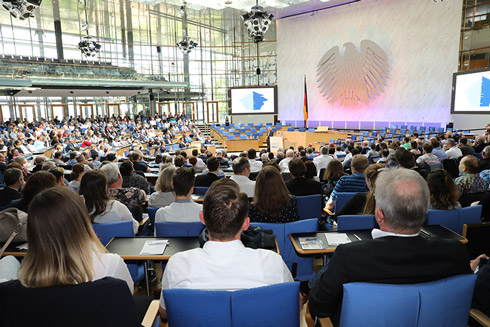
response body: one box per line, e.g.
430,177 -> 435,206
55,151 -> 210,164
298,237 -> 326,250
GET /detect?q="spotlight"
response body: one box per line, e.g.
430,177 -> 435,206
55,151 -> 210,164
78,35 -> 101,57
242,4 -> 273,43
0,0 -> 41,20
176,35 -> 198,54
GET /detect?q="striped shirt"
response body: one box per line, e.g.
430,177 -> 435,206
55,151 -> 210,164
416,153 -> 440,165
330,173 -> 369,202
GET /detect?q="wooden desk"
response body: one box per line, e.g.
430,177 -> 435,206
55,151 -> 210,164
289,225 -> 467,255
106,236 -> 200,295
0,242 -> 27,257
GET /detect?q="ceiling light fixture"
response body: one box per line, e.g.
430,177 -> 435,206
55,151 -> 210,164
77,0 -> 101,57
242,1 -> 274,43
176,2 -> 198,54
0,0 -> 41,20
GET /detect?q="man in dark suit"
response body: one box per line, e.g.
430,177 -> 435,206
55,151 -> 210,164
0,168 -> 23,206
266,127 -> 274,152
479,146 -> 490,172
308,168 -> 472,327
195,157 -> 221,187
285,158 -> 321,196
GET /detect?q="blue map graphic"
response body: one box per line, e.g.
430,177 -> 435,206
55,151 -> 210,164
465,76 -> 490,107
481,77 -> 490,107
240,91 -> 268,111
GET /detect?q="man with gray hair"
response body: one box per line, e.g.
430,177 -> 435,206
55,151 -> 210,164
445,138 -> 463,159
479,145 -> 490,172
230,157 -> 255,198
313,146 -> 333,176
279,149 -> 295,173
309,168 -> 471,326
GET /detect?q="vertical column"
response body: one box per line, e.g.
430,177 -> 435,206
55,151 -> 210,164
125,0 -> 134,68
119,0 -> 127,59
52,0 -> 64,60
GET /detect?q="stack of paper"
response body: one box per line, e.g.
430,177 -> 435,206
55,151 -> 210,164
139,240 -> 169,255
325,233 -> 351,246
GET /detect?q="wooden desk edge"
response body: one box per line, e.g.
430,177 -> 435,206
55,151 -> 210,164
288,234 -> 335,255
431,225 -> 468,244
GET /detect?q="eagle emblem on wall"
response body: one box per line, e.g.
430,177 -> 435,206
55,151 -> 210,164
316,40 -> 391,106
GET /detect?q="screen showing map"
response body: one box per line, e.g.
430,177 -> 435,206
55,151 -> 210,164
453,70 -> 490,113
230,87 -> 277,115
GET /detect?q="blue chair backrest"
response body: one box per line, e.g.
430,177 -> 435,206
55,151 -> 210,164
340,274 -> 476,327
337,215 -> 376,231
425,206 -> 481,234
287,127 -> 294,132
155,221 -> 205,237
296,194 -> 322,220
335,192 -> 357,213
163,282 -> 299,327
299,127 -> 306,132
147,207 -> 158,226
251,218 -> 318,281
194,186 -> 209,195
240,135 -> 247,139
473,152 -> 483,160
92,221 -> 133,246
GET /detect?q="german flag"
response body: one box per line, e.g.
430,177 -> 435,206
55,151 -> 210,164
303,75 -> 308,128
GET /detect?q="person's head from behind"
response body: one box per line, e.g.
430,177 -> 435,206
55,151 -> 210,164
22,171 -> 57,204
254,165 -> 291,217
172,167 -> 195,197
375,168 -> 429,233
156,166 -> 176,193
323,159 -> 345,181
18,187 -> 103,288
427,169 -> 459,210
232,157 -> 250,176
100,162 -> 120,186
351,154 -> 369,173
202,179 -> 249,241
304,161 -> 317,179
4,167 -> 23,189
289,158 -> 306,178
174,155 -> 185,167
247,148 -> 257,160
79,170 -> 110,220
48,167 -> 66,186
395,148 -> 416,169
119,161 -> 134,177
206,156 -> 219,173
459,155 -> 479,174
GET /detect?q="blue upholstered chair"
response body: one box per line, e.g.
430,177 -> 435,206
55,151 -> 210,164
337,215 -> 376,231
251,218 -> 318,281
91,222 -> 145,283
146,207 -> 158,226
296,194 -> 322,220
155,221 -> 205,237
339,274 -> 477,327
425,205 -> 481,235
193,186 -> 209,195
163,282 -> 300,327
335,192 -> 357,213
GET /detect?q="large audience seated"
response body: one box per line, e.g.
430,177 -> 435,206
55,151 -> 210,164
2,117 -> 490,325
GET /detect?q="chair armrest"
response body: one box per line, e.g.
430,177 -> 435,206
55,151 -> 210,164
470,308 -> 490,327
141,299 -> 160,327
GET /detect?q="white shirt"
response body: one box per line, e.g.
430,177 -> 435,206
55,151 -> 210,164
371,228 -> 419,239
279,157 -> 293,173
160,240 -> 293,309
155,200 -> 202,223
92,251 -> 134,294
313,155 -> 333,175
230,175 -> 256,198
249,159 -> 263,173
445,146 -> 463,159
93,200 -> 139,234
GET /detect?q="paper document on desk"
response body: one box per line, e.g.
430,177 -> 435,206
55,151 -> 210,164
140,240 -> 169,255
324,233 -> 351,246
16,243 -> 28,250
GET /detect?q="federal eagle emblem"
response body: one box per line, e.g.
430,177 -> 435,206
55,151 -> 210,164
316,40 -> 391,106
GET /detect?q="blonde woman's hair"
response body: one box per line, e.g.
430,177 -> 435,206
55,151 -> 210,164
156,165 -> 176,192
361,164 -> 385,215
18,187 -> 106,288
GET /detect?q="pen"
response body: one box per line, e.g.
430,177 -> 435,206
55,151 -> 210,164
353,234 -> 361,241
